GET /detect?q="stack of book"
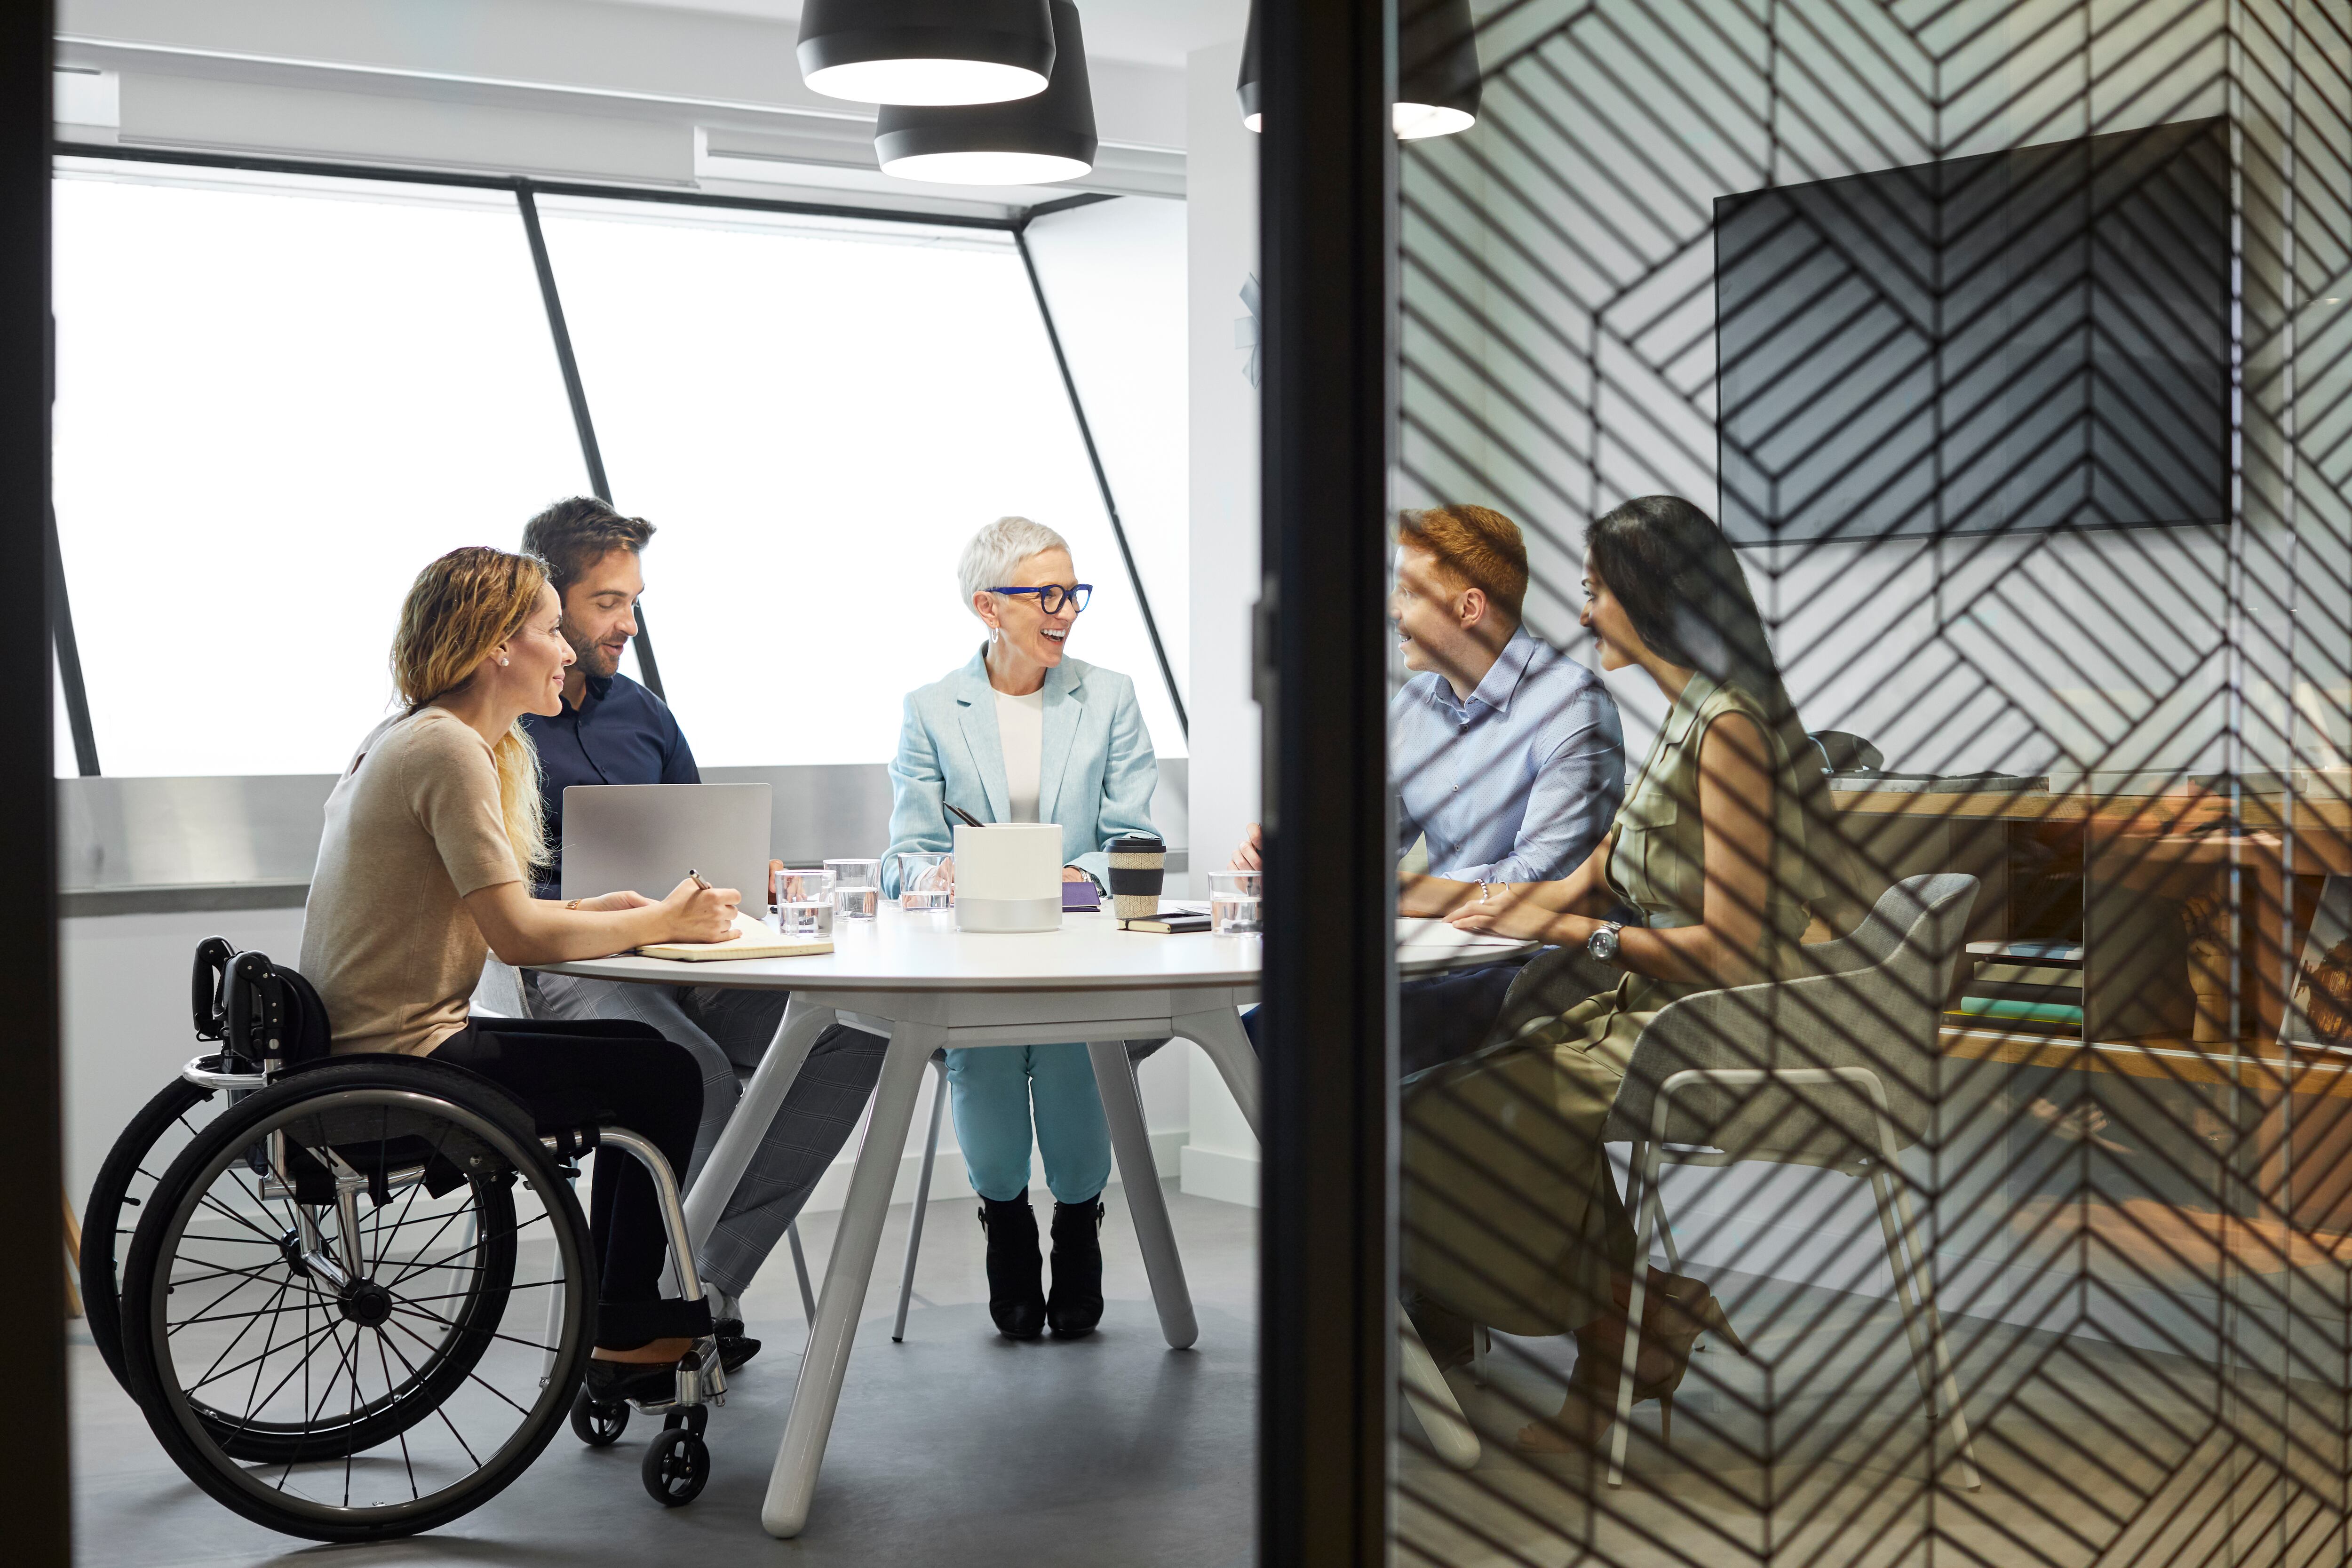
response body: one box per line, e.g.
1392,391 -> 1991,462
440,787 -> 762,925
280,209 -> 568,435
1950,939 -> 2083,1030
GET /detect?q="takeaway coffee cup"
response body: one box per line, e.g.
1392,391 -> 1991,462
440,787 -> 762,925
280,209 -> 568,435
1106,834 -> 1167,921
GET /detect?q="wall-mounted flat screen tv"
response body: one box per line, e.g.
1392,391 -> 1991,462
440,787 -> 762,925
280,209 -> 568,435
1716,118 -> 2228,545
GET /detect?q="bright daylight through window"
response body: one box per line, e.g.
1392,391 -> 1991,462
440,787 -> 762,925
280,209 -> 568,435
51,164 -> 1189,776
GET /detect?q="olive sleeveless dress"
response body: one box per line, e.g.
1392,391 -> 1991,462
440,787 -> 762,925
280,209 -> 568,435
1400,673 -> 1820,1337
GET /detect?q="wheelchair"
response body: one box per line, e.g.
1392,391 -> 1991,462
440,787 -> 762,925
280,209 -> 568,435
81,937 -> 729,1542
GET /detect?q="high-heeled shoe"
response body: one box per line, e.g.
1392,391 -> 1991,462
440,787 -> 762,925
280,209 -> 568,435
1515,1269 -> 1746,1454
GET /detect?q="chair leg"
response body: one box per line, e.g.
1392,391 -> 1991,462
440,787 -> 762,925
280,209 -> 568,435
891,1056 -> 949,1343
1653,1180 -> 1685,1274
1399,1311 -> 1481,1469
787,1221 -> 817,1327
63,1193 -> 84,1319
1609,1138 -> 1664,1488
1870,1160 -> 1980,1490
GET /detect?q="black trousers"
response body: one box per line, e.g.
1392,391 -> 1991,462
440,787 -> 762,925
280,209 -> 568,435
1241,957 -> 1532,1077
432,1017 -> 710,1349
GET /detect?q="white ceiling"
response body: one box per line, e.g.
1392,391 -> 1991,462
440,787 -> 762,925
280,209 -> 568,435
602,0 -> 1249,69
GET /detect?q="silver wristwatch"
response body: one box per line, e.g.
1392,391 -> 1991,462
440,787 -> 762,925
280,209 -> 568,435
1586,920 -> 1626,964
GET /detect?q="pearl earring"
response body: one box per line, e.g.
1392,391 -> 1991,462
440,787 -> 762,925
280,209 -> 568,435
499,656 -> 510,666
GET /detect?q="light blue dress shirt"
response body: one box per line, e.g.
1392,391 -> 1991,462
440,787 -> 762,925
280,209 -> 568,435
1391,627 -> 1625,884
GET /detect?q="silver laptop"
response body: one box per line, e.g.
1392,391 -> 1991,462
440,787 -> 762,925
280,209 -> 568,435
560,783 -> 772,909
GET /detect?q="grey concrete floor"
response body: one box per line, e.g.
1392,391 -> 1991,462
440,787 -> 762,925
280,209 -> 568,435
82,1181 -> 2347,1568
1393,1269 -> 2352,1568
74,1181 -> 1259,1568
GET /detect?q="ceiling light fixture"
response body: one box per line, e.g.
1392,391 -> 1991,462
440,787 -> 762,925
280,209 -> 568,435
798,0 -> 1057,106
1236,0 -> 1481,140
875,0 -> 1097,184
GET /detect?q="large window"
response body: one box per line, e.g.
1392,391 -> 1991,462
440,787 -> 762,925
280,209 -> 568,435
537,197 -> 1187,765
51,167 -> 586,776
49,159 -> 1189,775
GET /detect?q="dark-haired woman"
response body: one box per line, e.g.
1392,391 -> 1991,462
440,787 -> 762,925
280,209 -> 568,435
1406,495 -> 1843,1453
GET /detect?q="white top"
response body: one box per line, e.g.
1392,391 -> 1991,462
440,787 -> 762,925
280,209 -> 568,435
531,907 -> 1531,994
995,687 -> 1045,823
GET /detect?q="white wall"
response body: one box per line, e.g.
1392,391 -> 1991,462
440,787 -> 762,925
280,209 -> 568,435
1178,38 -> 1262,1207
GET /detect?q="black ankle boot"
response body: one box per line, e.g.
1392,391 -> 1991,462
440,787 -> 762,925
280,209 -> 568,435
1046,1196 -> 1106,1339
978,1195 -> 1046,1340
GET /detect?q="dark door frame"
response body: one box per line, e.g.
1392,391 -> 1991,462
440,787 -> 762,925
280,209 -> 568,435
1257,0 -> 1398,1563
7,6 -> 68,1564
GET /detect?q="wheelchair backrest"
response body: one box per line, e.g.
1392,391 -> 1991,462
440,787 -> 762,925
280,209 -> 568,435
194,937 -> 334,1071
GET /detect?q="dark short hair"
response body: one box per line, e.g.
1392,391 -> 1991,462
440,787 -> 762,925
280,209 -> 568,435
521,497 -> 656,597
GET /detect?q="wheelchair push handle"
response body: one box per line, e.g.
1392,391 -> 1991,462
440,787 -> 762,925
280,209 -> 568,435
221,951 -> 286,1069
191,936 -> 238,1041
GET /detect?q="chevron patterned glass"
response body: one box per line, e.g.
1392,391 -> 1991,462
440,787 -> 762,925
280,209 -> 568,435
1385,3 -> 2352,1564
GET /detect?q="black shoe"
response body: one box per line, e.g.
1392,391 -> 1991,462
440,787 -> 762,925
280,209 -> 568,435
714,1318 -> 761,1373
1046,1196 -> 1106,1339
979,1195 -> 1047,1340
582,1356 -> 682,1405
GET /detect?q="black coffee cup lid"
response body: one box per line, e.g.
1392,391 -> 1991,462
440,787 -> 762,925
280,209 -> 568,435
1107,834 -> 1165,853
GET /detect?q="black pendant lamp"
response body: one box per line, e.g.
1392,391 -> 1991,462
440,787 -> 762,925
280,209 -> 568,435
798,0 -> 1056,106
875,0 -> 1097,184
1236,0 -> 1481,140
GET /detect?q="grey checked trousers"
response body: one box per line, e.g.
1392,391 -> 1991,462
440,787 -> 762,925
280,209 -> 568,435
524,971 -> 888,1299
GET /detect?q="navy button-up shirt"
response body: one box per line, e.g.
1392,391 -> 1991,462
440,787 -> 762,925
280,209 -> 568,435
1391,627 -> 1625,884
521,671 -> 699,897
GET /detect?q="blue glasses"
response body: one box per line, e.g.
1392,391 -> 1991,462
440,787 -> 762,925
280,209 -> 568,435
989,583 -> 1093,614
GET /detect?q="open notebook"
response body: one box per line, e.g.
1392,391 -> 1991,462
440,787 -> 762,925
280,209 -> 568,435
638,912 -> 833,962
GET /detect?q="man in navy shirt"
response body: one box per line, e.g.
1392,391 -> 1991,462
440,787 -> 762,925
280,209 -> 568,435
516,498 -> 885,1371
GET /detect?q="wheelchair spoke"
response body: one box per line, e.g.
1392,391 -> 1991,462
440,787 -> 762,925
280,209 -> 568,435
376,1324 -> 487,1472
386,1299 -> 559,1359
378,1210 -> 548,1293
184,1313 -> 342,1396
382,1314 -> 536,1420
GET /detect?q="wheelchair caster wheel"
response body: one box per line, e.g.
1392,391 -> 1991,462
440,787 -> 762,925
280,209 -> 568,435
571,1389 -> 630,1448
642,1428 -> 709,1506
663,1404 -> 709,1438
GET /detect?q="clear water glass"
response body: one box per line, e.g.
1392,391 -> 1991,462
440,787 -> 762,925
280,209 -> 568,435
890,851 -> 954,912
825,858 -> 882,921
1208,870 -> 1263,935
773,867 -> 836,938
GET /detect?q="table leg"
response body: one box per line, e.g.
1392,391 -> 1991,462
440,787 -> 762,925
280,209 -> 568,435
1174,1005 -> 1261,1142
761,1023 -> 934,1540
1087,1040 -> 1198,1351
683,994 -> 836,1254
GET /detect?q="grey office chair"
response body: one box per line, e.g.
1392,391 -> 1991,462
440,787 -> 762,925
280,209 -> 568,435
1603,872 -> 1983,1489
1403,875 -> 1984,1481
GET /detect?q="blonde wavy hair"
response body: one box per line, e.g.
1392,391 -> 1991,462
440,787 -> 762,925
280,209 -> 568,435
390,547 -> 552,872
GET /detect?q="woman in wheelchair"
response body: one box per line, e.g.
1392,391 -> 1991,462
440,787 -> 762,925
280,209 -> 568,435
1407,496 -> 1856,1454
300,544 -> 739,1403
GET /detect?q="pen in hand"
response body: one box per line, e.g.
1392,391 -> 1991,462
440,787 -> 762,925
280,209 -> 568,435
688,868 -> 711,891
944,802 -> 985,829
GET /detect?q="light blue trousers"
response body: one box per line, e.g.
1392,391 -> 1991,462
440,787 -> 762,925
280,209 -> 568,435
946,1042 -> 1112,1204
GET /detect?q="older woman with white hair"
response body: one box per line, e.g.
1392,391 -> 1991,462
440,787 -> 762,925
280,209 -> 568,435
881,516 -> 1160,1342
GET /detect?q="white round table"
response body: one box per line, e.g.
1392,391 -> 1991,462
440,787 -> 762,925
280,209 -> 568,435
534,906 -> 1530,1537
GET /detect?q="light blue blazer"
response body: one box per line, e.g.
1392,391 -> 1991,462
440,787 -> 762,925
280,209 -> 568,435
883,646 -> 1159,896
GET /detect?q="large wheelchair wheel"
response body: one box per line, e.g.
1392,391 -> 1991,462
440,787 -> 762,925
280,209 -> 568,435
83,1071 -> 223,1393
121,1056 -> 596,1541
